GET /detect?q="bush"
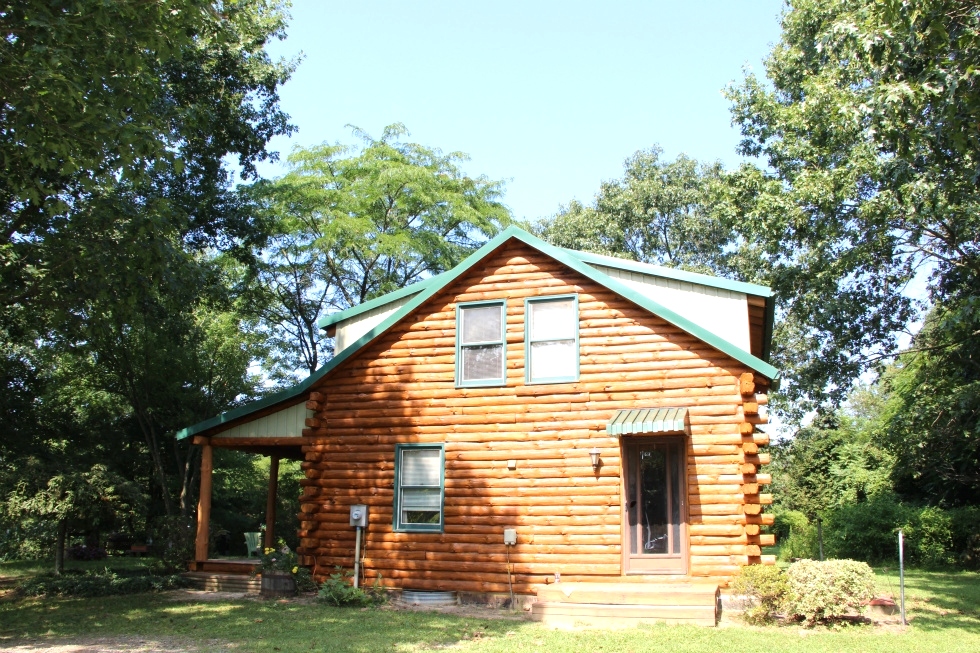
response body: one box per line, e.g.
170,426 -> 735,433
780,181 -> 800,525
17,568 -> 190,598
949,506 -> 980,569
294,566 -> 318,593
785,559 -> 876,625
772,510 -> 808,542
823,494 -> 909,563
905,506 -> 954,567
317,567 -> 386,607
730,564 -> 789,624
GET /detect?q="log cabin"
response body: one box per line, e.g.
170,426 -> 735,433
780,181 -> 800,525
177,226 -> 778,625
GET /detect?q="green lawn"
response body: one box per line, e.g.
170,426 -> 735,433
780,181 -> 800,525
1,562 -> 978,652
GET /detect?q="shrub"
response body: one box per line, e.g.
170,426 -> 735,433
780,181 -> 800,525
949,506 -> 980,569
823,494 -> 910,563
317,567 -> 386,607
294,566 -> 318,593
17,568 -> 190,598
730,564 -> 789,624
785,559 -> 876,625
905,506 -> 954,567
772,510 -> 809,542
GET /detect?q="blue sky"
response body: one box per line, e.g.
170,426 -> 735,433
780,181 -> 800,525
258,1 -> 785,223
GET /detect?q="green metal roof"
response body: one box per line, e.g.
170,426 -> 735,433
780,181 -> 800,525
316,272 -> 450,330
607,408 -> 688,437
569,250 -> 773,298
177,226 -> 778,441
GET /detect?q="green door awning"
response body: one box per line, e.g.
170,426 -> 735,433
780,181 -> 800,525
607,408 -> 688,437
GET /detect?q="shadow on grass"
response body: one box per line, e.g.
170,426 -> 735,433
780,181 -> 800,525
0,593 -> 523,653
875,568 -> 980,634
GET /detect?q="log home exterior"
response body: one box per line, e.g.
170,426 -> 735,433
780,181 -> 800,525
177,226 -> 778,621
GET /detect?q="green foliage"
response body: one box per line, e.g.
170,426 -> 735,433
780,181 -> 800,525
317,567 -> 386,607
294,566 -> 318,593
16,568 -> 190,598
257,541 -> 299,573
730,564 -> 790,624
949,507 -> 980,569
246,124 -> 511,383
538,147 -> 754,279
726,0 -> 980,415
773,510 -> 819,561
785,559 -> 877,625
823,494 -> 908,564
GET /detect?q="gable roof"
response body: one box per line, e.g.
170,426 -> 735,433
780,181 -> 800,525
177,226 -> 778,440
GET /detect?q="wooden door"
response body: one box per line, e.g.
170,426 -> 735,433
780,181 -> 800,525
623,438 -> 688,574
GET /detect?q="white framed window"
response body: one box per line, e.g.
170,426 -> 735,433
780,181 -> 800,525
525,295 -> 579,384
456,301 -> 506,387
393,444 -> 445,532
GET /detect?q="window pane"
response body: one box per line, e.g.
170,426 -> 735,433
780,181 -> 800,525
401,449 -> 441,486
462,344 -> 503,381
403,509 -> 441,525
530,340 -> 576,380
401,487 -> 442,509
530,300 -> 575,341
461,305 -> 501,344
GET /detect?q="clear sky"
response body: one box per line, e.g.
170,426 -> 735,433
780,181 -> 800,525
258,1 -> 785,223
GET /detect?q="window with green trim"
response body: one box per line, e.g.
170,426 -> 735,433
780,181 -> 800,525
393,444 -> 445,532
456,301 -> 506,386
526,295 -> 579,383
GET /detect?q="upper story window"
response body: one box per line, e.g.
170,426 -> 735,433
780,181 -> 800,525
526,295 -> 579,384
393,444 -> 445,532
456,301 -> 506,386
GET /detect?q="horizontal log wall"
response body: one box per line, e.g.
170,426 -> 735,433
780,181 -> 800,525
297,241 -> 771,594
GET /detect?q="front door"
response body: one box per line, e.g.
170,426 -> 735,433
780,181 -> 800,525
623,438 -> 687,573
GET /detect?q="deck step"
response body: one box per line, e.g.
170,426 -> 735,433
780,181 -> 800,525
531,582 -> 719,628
182,571 -> 261,594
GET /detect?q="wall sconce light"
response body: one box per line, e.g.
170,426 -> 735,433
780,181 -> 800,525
589,447 -> 601,470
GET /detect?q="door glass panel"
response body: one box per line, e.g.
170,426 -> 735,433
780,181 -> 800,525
639,448 -> 668,554
670,443 -> 682,554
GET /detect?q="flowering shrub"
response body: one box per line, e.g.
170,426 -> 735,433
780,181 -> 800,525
255,541 -> 301,575
730,564 -> 789,624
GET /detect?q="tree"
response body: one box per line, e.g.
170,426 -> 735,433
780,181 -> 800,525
1,0 -> 295,323
539,148 -> 746,277
726,0 -> 980,415
248,124 -> 512,383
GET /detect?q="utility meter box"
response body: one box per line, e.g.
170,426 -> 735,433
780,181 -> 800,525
349,504 -> 368,527
503,528 -> 517,545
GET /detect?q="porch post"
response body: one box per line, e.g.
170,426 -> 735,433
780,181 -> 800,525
195,443 -> 213,562
264,455 -> 280,549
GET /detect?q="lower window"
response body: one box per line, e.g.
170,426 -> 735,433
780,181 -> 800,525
393,444 -> 445,532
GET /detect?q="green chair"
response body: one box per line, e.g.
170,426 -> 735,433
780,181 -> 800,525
245,531 -> 262,558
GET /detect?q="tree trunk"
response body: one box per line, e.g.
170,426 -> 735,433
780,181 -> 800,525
55,518 -> 67,575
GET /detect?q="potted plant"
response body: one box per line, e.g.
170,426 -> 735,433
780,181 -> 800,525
256,541 -> 299,597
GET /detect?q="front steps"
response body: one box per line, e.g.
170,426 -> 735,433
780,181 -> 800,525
531,581 -> 719,628
182,570 -> 261,593
182,559 -> 261,594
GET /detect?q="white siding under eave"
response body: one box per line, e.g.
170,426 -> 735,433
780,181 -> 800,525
334,295 -> 415,354
591,264 -> 751,352
218,402 -> 313,439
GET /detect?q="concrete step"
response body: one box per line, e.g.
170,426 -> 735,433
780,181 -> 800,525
537,582 -> 718,606
531,582 -> 719,628
531,601 -> 717,628
182,571 -> 261,594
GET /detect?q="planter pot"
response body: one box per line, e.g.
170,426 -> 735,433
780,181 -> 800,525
260,570 -> 297,598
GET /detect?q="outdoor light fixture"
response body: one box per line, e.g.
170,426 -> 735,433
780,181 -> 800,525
589,447 -> 601,470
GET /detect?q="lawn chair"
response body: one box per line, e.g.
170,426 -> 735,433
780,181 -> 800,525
245,531 -> 262,558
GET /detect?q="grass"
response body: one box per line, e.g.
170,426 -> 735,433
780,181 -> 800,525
1,560 -> 978,652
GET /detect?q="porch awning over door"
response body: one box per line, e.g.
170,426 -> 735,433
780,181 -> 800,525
607,407 -> 688,437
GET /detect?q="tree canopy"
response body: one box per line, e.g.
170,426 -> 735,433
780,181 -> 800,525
726,0 -> 980,414
248,124 -> 512,382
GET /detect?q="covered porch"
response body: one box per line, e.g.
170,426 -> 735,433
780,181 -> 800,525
177,396 -> 314,580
